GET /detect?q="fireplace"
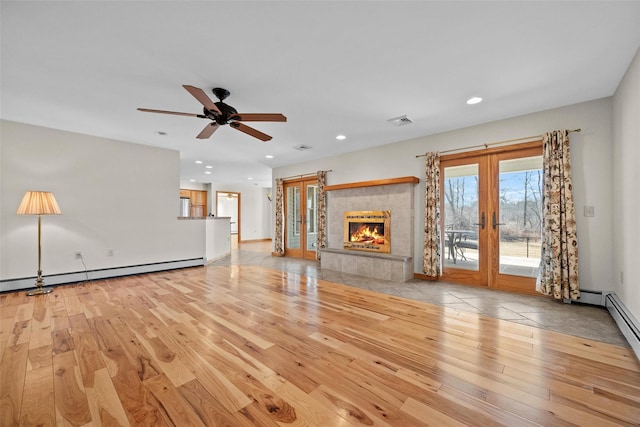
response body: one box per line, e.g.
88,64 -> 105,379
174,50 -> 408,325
343,210 -> 390,253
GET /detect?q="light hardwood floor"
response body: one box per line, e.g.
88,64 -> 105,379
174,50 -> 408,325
1,262 -> 639,426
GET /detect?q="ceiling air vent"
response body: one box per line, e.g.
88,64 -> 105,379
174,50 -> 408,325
387,115 -> 413,126
293,144 -> 312,151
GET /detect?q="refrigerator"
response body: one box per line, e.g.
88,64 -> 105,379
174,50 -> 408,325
179,197 -> 191,217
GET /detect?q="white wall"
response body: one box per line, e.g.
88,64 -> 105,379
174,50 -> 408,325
209,182 -> 272,241
179,181 -> 208,191
205,218 -> 231,262
274,98 -> 614,293
263,187 -> 274,238
1,120 -> 204,285
613,46 -> 640,320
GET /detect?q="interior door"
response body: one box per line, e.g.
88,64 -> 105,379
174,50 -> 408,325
284,178 -> 318,260
440,142 -> 543,294
216,191 -> 240,241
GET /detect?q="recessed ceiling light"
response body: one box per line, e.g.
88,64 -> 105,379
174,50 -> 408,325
265,155 -> 274,159
248,177 -> 253,180
205,171 -> 211,174
206,165 -> 213,169
336,134 -> 346,140
189,179 -> 195,182
195,160 -> 203,164
466,97 -> 483,105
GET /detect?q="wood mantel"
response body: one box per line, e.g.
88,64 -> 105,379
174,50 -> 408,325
324,176 -> 419,192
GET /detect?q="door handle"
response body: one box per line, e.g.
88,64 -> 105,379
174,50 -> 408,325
474,212 -> 486,230
492,212 -> 506,229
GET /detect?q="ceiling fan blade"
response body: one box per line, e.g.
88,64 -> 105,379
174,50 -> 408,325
137,108 -> 204,118
182,85 -> 222,115
229,122 -> 272,141
229,113 -> 287,122
196,123 -> 219,139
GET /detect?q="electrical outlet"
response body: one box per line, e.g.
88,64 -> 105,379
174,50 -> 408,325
74,252 -> 82,259
583,205 -> 595,217
107,249 -> 114,257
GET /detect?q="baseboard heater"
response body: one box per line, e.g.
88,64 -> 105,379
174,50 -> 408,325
605,293 -> 640,360
572,288 -> 609,306
0,257 -> 205,293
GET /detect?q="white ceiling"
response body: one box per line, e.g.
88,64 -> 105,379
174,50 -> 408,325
3,1 -> 640,188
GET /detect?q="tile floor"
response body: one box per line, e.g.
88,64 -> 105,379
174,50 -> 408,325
210,240 -> 629,348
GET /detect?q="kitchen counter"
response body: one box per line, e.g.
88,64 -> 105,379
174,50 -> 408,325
177,216 -> 231,220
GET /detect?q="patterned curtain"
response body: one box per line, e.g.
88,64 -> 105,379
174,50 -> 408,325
316,171 -> 327,260
274,178 -> 285,256
423,152 -> 441,278
538,130 -> 580,300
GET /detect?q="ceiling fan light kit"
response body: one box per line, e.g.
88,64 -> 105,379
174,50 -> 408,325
138,85 -> 286,141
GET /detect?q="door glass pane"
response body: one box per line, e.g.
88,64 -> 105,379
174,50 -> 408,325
443,164 -> 479,271
286,186 -> 300,249
498,156 -> 543,277
306,184 -> 318,251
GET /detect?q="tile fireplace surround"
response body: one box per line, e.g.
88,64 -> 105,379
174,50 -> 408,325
320,177 -> 418,282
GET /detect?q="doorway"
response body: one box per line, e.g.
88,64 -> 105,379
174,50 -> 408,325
283,177 -> 318,260
216,191 -> 240,242
440,142 -> 543,294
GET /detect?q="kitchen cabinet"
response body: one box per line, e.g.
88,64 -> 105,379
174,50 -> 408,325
179,189 -> 208,217
191,190 -> 207,206
179,189 -> 207,217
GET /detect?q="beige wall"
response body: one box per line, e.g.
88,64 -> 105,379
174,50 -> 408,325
1,120 -> 204,286
613,46 -> 640,319
275,98 -> 615,296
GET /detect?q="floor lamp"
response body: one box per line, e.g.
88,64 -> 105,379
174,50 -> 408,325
17,191 -> 62,296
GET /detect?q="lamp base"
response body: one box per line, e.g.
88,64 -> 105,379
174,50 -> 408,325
27,287 -> 53,296
27,271 -> 53,296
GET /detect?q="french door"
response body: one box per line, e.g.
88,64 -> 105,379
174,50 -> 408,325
440,142 -> 543,294
284,177 -> 318,260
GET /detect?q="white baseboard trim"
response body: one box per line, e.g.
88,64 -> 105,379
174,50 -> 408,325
606,293 -> 640,361
0,258 -> 205,293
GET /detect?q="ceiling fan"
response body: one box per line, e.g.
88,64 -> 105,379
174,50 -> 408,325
138,85 -> 286,141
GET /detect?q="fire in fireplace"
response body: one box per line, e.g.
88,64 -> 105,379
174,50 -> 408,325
344,210 -> 390,253
349,222 -> 385,244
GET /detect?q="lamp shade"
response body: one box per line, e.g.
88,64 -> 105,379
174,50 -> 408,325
16,191 -> 62,215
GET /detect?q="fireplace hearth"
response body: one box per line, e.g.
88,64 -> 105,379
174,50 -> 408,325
344,210 -> 390,253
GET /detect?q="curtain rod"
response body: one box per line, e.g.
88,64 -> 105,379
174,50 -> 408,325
280,170 -> 333,180
415,128 -> 581,158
